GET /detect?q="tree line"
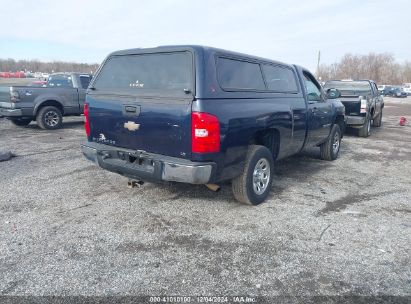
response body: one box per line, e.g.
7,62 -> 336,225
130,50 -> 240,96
2,53 -> 410,85
0,58 -> 100,74
317,53 -> 411,85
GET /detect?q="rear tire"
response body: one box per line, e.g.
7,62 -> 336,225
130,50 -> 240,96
9,118 -> 32,127
231,145 -> 274,205
358,115 -> 371,137
372,109 -> 382,127
320,124 -> 341,161
36,106 -> 63,130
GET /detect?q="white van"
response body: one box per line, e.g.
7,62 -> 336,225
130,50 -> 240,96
377,84 -> 391,94
402,83 -> 411,96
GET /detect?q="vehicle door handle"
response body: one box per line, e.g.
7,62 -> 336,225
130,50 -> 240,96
123,105 -> 141,116
125,106 -> 137,113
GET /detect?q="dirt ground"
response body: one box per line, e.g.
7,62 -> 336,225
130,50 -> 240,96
0,97 -> 410,302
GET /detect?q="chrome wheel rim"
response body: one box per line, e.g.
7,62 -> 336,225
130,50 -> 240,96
44,111 -> 59,127
332,131 -> 340,154
252,158 -> 270,195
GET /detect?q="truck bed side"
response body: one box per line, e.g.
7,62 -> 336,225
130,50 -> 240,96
193,95 -> 307,181
10,86 -> 80,116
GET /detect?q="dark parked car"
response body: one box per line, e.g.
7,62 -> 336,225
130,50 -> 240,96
381,86 -> 393,96
381,86 -> 407,97
81,46 -> 346,205
323,80 -> 384,137
389,88 -> 407,98
0,73 -> 92,129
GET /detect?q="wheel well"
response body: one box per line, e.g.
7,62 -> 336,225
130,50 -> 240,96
249,129 -> 280,160
335,115 -> 345,138
36,100 -> 64,115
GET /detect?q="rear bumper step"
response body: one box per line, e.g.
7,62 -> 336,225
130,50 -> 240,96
346,115 -> 366,126
0,107 -> 23,117
81,141 -> 215,184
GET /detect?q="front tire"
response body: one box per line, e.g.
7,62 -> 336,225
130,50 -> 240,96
9,118 -> 32,127
320,124 -> 341,161
372,109 -> 382,127
36,106 -> 63,130
358,115 -> 371,137
231,145 -> 274,205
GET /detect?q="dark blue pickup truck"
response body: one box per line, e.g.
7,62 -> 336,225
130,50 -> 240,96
81,46 -> 345,205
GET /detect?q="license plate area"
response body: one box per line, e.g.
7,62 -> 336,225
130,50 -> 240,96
118,151 -> 155,171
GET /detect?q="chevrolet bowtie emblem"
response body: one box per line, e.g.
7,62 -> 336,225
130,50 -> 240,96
124,121 -> 140,131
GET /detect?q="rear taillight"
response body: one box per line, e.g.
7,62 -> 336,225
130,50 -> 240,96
84,103 -> 90,137
10,89 -> 20,102
191,112 -> 220,153
360,98 -> 367,113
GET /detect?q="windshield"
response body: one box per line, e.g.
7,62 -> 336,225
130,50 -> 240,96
93,52 -> 193,93
324,81 -> 372,96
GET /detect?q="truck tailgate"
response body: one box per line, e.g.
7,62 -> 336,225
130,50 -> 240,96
87,93 -> 192,159
87,50 -> 195,159
339,97 -> 361,115
0,87 -> 9,103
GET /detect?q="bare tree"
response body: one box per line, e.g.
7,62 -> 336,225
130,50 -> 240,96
317,53 -> 410,85
0,58 -> 100,74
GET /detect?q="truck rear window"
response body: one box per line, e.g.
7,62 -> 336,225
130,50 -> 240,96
324,81 -> 372,96
48,75 -> 73,88
79,75 -> 91,89
93,52 -> 193,93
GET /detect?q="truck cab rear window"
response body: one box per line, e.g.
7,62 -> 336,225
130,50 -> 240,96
93,52 -> 192,92
79,76 -> 91,89
217,58 -> 265,90
48,75 -> 73,88
324,81 -> 372,96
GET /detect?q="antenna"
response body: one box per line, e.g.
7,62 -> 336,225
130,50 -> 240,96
316,50 -> 321,79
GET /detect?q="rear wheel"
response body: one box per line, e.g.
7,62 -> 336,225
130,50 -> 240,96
9,118 -> 32,127
36,106 -> 63,130
358,115 -> 371,137
320,124 -> 341,161
372,109 -> 382,127
231,145 -> 274,205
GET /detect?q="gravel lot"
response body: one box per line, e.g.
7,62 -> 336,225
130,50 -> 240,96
0,97 -> 410,300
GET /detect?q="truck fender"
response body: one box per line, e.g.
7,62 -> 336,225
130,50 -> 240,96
249,128 -> 281,161
34,99 -> 64,116
370,106 -> 375,118
334,115 -> 346,137
331,101 -> 346,137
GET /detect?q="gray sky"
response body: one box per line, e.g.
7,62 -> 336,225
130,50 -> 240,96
0,0 -> 410,71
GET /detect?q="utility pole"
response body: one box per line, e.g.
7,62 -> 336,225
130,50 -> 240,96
316,50 -> 321,80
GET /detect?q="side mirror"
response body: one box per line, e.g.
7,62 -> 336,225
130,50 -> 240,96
326,88 -> 341,99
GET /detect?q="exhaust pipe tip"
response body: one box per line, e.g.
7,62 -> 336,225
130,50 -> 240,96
128,179 -> 144,188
